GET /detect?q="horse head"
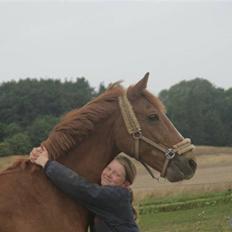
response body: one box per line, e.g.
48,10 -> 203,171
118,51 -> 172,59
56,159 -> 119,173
114,73 -> 197,182
43,72 -> 196,183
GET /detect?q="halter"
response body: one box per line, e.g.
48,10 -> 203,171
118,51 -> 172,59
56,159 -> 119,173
118,92 -> 194,179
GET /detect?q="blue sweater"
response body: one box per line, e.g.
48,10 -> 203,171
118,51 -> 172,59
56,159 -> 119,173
44,161 -> 139,232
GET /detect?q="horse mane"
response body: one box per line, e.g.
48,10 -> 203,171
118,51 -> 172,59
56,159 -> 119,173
42,83 -> 125,160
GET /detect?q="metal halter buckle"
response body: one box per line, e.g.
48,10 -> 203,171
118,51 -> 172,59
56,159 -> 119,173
132,130 -> 142,139
165,149 -> 176,160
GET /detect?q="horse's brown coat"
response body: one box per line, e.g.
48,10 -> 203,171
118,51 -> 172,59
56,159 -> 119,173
0,75 -> 196,231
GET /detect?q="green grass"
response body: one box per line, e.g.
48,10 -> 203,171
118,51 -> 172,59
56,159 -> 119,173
137,191 -> 232,232
137,190 -> 232,206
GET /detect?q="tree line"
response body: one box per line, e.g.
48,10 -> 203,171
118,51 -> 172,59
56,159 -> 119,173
0,78 -> 106,156
0,77 -> 231,156
159,78 -> 232,146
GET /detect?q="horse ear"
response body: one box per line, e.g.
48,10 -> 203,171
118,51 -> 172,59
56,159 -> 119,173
128,72 -> 149,98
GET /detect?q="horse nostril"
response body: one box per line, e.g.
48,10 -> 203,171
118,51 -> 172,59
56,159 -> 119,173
189,159 -> 197,171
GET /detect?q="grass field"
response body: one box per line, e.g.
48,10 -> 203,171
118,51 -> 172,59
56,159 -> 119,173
137,191 -> 232,232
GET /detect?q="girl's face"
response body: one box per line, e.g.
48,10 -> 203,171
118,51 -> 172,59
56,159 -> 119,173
101,160 -> 130,187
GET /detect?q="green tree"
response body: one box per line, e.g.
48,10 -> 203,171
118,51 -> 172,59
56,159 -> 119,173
0,123 -> 7,141
3,132 -> 31,155
0,77 -> 98,156
27,115 -> 59,146
0,142 -> 12,157
0,77 -> 95,127
159,78 -> 226,145
4,123 -> 22,137
95,82 -> 107,96
222,88 -> 232,145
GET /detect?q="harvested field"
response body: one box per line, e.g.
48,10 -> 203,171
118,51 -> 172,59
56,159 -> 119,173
132,146 -> 232,200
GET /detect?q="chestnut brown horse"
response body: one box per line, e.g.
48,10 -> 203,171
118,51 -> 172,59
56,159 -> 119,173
0,73 -> 196,232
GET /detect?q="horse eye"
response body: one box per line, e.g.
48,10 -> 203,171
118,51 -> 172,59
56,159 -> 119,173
148,114 -> 159,121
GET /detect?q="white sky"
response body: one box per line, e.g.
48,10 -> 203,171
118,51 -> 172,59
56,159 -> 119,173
0,1 -> 232,94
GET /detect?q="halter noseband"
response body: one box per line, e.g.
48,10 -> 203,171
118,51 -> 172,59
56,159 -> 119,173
118,92 -> 194,179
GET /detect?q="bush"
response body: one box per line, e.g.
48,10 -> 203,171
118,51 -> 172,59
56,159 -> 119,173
3,133 -> 32,155
27,115 -> 59,146
0,142 -> 12,157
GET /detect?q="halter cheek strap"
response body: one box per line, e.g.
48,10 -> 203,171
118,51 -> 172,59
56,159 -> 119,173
118,92 -> 195,179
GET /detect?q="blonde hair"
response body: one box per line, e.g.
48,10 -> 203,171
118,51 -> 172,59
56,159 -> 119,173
115,154 -> 137,185
115,154 -> 138,220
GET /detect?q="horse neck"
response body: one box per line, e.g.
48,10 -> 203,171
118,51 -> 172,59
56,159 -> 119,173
56,118 -> 119,183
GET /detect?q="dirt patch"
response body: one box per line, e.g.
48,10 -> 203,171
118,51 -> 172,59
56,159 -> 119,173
132,150 -> 232,200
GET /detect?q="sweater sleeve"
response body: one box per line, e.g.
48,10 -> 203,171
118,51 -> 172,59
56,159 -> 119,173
43,160 -> 129,216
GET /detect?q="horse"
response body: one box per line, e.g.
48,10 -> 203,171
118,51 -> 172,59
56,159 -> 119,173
0,73 -> 197,232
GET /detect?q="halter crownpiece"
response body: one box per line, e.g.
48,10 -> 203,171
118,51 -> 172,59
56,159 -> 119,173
118,91 -> 195,179
118,93 -> 141,136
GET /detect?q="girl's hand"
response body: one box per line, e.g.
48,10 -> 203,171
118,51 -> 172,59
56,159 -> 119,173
30,146 -> 49,168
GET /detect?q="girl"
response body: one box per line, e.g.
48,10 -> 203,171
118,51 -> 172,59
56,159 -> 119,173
30,147 -> 139,232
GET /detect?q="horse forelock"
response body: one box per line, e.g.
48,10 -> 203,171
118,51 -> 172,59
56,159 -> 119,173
143,90 -> 166,113
42,84 -> 125,160
127,85 -> 166,113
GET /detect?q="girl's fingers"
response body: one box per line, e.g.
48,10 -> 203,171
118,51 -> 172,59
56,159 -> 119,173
31,147 -> 43,156
29,153 -> 39,162
36,147 -> 43,152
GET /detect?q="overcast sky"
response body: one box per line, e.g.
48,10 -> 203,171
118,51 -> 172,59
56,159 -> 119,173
0,1 -> 232,94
